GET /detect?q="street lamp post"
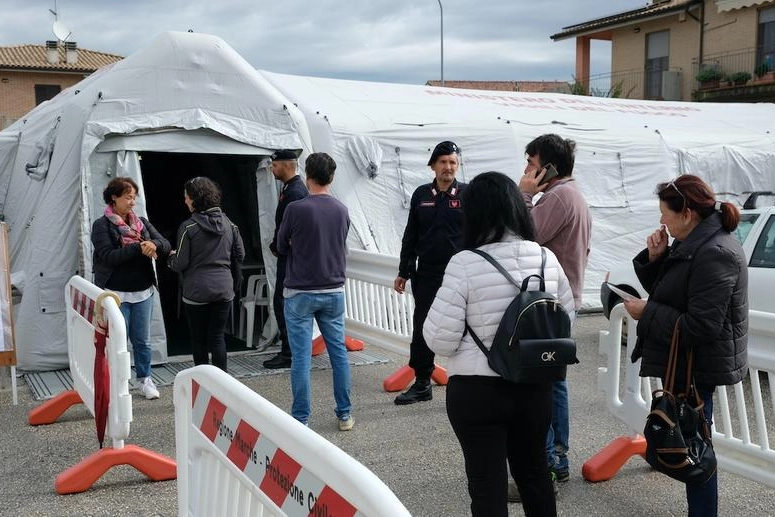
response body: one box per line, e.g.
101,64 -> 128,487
437,0 -> 444,87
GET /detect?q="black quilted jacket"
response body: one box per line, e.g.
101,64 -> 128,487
631,213 -> 748,388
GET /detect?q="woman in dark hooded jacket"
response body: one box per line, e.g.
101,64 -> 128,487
168,177 -> 245,372
622,174 -> 748,517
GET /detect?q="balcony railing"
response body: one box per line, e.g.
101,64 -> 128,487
576,67 -> 683,100
693,46 -> 775,87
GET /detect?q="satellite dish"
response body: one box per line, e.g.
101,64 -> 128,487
52,20 -> 71,42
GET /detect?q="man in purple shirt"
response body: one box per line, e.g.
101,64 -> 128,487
277,152 -> 353,431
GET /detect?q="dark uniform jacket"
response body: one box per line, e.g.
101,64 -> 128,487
631,213 -> 748,388
269,175 -> 308,256
91,215 -> 170,292
398,179 -> 466,279
168,208 -> 245,303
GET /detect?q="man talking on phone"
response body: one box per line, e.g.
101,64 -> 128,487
515,133 -> 592,497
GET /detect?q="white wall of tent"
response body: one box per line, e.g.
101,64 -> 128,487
0,31 -> 773,371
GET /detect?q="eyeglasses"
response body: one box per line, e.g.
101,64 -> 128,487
664,180 -> 687,210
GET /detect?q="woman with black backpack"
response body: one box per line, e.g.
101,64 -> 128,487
424,171 -> 574,517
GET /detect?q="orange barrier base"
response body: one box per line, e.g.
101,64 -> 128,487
55,444 -> 177,495
28,390 -> 83,426
383,364 -> 449,392
581,435 -> 647,482
311,335 -> 366,356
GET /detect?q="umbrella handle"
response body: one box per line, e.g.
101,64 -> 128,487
95,291 -> 122,329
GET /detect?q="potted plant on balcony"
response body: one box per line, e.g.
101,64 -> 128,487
726,71 -> 752,86
754,62 -> 775,84
696,67 -> 723,89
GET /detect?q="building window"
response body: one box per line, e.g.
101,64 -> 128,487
758,7 -> 775,71
34,84 -> 61,105
645,30 -> 669,99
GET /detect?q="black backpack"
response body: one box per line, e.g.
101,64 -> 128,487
465,248 -> 579,383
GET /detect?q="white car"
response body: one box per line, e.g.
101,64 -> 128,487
600,192 -> 775,321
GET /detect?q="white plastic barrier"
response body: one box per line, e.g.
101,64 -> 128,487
28,275 -> 176,494
65,275 -> 132,445
344,249 -> 412,356
595,303 -> 775,488
174,365 -> 411,517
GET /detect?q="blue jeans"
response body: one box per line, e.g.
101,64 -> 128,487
545,379 -> 569,472
686,388 -> 718,517
120,294 -> 154,379
284,291 -> 352,424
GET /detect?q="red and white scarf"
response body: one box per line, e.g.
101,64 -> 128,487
105,205 -> 144,247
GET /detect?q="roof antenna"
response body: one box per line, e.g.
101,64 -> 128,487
50,0 -> 72,42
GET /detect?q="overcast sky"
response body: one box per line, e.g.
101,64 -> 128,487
1,1 -> 649,84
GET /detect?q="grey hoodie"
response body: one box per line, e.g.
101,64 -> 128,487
169,207 -> 245,303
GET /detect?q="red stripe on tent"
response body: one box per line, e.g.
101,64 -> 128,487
192,380 -> 200,408
199,396 -> 228,442
260,448 -> 302,508
226,420 -> 260,471
310,486 -> 358,517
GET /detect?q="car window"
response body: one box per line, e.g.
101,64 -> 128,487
735,214 -> 760,244
750,215 -> 775,268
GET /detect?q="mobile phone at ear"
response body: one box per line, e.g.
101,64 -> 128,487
538,163 -> 559,185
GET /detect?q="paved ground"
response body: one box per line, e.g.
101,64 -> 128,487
2,313 -> 774,516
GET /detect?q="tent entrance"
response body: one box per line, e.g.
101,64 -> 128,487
138,151 -> 265,357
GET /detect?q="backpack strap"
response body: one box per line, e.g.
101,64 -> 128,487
520,247 -> 547,292
465,322 -> 490,358
467,249 -> 520,359
469,249 -> 520,288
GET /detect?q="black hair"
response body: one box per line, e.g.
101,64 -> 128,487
102,176 -> 139,205
305,152 -> 337,186
184,176 -> 222,212
524,134 -> 576,178
462,171 -> 535,249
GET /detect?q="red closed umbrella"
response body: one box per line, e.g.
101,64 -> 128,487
93,292 -> 120,449
93,322 -> 110,448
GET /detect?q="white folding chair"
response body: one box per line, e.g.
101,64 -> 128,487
239,274 -> 270,348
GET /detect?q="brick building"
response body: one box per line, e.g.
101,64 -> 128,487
0,41 -> 123,128
425,80 -> 571,94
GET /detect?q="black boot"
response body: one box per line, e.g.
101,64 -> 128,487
394,379 -> 432,405
263,353 -> 292,369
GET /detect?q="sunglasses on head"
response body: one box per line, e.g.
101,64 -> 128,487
663,180 -> 687,210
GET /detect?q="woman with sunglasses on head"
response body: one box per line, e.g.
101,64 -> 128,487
168,177 -> 245,372
621,174 -> 748,517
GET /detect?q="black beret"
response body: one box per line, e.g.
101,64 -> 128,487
271,149 -> 298,161
427,140 -> 460,166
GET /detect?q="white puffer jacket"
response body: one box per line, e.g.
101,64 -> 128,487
424,235 -> 575,378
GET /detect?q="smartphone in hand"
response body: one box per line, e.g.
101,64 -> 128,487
538,163 -> 559,185
605,282 -> 639,302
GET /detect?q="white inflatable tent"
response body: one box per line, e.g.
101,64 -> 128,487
0,32 -> 306,370
258,70 -> 775,302
2,30 -> 774,371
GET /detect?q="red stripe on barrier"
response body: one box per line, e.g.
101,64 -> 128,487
260,448 -> 303,508
192,380 -> 200,408
86,299 -> 95,324
226,420 -> 260,472
310,486 -> 358,517
200,396 -> 228,442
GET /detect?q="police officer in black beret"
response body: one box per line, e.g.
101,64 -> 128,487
394,141 -> 466,404
263,149 -> 309,368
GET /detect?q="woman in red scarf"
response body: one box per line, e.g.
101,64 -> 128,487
91,177 -> 170,399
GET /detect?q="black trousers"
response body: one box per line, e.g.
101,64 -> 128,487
273,255 -> 291,358
184,301 -> 231,372
446,376 -> 556,517
408,272 -> 443,380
